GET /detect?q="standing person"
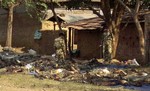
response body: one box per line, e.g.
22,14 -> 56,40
54,32 -> 66,63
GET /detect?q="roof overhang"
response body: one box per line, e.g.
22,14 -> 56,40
64,17 -> 105,30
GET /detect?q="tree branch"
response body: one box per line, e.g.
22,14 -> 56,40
87,5 -> 105,20
50,0 -> 62,31
116,0 -> 132,13
135,0 -> 140,13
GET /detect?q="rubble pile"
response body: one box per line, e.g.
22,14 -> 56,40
0,50 -> 150,87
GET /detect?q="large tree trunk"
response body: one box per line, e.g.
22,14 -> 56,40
145,14 -> 150,64
108,24 -> 120,59
100,0 -> 125,61
112,29 -> 119,58
117,0 -> 146,64
6,5 -> 14,48
133,15 -> 145,63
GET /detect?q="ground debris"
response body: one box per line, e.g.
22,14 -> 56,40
0,52 -> 150,87
6,66 -> 23,73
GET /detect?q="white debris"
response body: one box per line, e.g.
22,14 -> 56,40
141,72 -> 148,76
56,69 -> 63,73
25,63 -> 33,70
90,68 -> 111,77
52,53 -> 56,57
127,58 -> 140,66
16,60 -> 21,64
28,49 -> 36,55
102,67 -> 110,75
0,45 -> 3,52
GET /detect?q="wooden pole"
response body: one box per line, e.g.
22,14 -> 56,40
68,28 -> 72,60
71,29 -> 74,50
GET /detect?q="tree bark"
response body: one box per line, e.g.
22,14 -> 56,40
133,15 -> 145,62
111,29 -> 119,58
6,5 -> 14,48
117,0 -> 145,63
99,0 -> 124,60
145,14 -> 150,64
50,0 -> 62,31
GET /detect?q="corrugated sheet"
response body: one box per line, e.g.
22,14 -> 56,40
64,17 -> 104,30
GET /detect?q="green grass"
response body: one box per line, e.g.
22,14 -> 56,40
0,72 -> 133,91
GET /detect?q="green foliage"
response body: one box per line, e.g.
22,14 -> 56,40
127,0 -> 150,9
142,0 -> 150,9
0,0 -> 48,21
1,0 -> 14,8
24,1 -> 48,21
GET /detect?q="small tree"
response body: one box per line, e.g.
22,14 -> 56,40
74,0 -> 149,62
117,0 -> 150,63
1,0 -> 47,49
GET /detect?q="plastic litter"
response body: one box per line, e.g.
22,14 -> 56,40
25,63 -> 33,70
126,58 -> 140,66
28,49 -> 36,55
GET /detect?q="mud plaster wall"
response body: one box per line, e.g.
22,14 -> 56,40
77,30 -> 103,59
116,23 -> 145,62
0,13 -> 65,55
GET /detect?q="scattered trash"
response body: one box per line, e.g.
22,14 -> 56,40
25,63 -> 33,70
29,70 -> 39,76
126,58 -> 140,66
28,49 -> 37,55
110,59 -> 122,65
89,68 -> 111,77
0,45 -> 3,52
6,66 -> 23,73
52,53 -> 56,57
50,69 -> 70,80
0,50 -> 149,87
34,30 -> 42,40
0,51 -> 19,61
139,72 -> 148,76
115,69 -> 127,76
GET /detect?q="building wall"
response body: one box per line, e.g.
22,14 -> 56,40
116,22 -> 145,62
0,12 -> 65,55
77,30 -> 103,59
75,23 -> 145,62
0,12 -> 40,51
34,30 -> 66,55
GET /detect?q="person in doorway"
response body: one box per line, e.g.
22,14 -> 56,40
54,32 -> 66,62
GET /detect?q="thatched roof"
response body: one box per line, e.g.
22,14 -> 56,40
64,17 -> 104,30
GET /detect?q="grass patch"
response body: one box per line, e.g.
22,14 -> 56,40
0,72 -> 133,91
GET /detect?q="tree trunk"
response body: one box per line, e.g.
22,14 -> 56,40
6,6 -> 14,48
145,14 -> 150,64
133,15 -> 145,63
112,30 -> 119,58
50,0 -> 62,31
106,21 -> 120,59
